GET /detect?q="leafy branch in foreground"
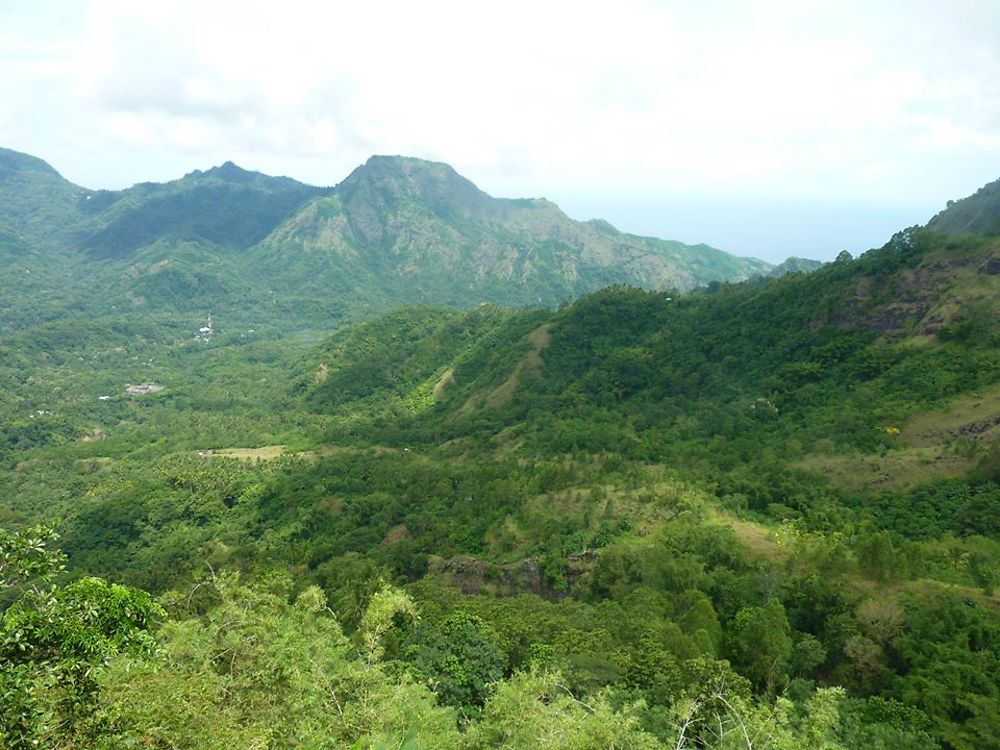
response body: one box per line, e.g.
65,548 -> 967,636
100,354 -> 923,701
0,524 -> 163,749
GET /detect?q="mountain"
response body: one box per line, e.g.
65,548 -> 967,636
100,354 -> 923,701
927,177 -> 1000,237
0,150 -> 340,326
77,162 -> 332,259
0,148 -> 330,256
0,148 -> 779,328
251,155 -> 773,309
767,256 -> 824,276
0,147 -> 90,248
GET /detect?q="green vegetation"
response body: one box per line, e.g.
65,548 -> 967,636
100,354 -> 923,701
3,154 -> 1000,747
250,155 -> 773,312
0,525 -> 161,748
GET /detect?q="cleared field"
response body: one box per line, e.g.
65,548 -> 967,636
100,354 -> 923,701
707,507 -> 786,562
200,445 -> 287,460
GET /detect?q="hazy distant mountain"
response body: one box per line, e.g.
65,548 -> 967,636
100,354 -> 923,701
1,147 -> 786,326
0,147 -> 90,248
77,162 -> 331,259
250,155 -> 773,309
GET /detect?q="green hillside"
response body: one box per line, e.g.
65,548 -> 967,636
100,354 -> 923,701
302,226 -> 999,486
3,158 -> 1000,749
768,256 -> 825,276
78,162 -> 331,258
0,151 -> 328,331
0,147 -> 90,247
928,177 -> 1000,237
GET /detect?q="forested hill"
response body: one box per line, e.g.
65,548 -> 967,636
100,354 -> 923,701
3,166 -> 1000,748
0,147 -> 91,247
303,226 -> 1000,467
0,147 -> 328,253
0,148 -> 776,328
76,161 -> 331,259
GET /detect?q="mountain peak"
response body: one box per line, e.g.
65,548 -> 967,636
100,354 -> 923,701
349,154 -> 473,188
0,147 -> 87,247
181,161 -> 259,185
363,154 -> 457,174
77,160 -> 329,258
338,154 -> 492,212
205,160 -> 257,182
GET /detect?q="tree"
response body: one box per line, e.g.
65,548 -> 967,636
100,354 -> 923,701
726,598 -> 793,695
855,531 -> 902,582
403,611 -> 506,710
0,524 -> 163,749
462,669 -> 660,750
100,575 -> 458,749
856,598 -> 905,646
670,669 -> 847,750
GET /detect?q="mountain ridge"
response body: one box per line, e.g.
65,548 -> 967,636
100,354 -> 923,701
76,161 -> 331,258
0,147 -> 784,325
250,153 -> 775,310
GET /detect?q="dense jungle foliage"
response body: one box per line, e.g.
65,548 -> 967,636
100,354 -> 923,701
2,165 -> 1000,749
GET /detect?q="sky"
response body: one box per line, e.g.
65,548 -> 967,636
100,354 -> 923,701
2,0 -> 999,263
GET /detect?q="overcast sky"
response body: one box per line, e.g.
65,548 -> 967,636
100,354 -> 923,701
2,0 -> 999,262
